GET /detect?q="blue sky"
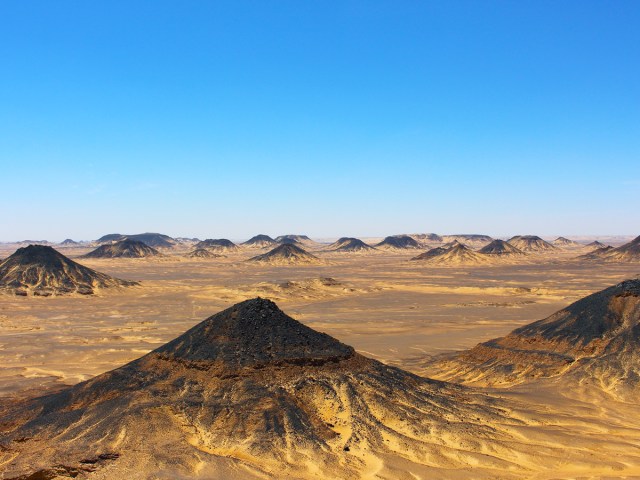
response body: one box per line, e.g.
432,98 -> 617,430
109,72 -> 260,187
1,1 -> 638,241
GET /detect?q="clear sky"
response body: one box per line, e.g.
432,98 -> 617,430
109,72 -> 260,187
1,1 -> 638,241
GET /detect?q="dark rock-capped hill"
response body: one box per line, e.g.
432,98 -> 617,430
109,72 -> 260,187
0,298 -> 532,479
430,279 -> 640,397
0,245 -> 136,296
185,248 -> 224,259
242,234 -> 277,248
328,237 -> 376,253
507,235 -> 557,253
411,242 -> 492,265
82,240 -> 163,259
248,243 -> 322,265
195,238 -> 239,252
479,240 -> 526,256
375,235 -> 421,250
96,233 -> 176,248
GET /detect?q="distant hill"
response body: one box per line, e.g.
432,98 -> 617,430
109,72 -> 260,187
60,238 -> 80,246
275,234 -> 315,246
552,237 -> 583,248
411,242 -> 492,265
581,235 -> 640,262
242,234 -> 277,248
248,243 -> 322,265
185,248 -> 224,259
82,240 -> 163,258
96,233 -> 176,248
441,234 -> 493,247
194,238 -> 239,252
507,235 -> 558,253
375,235 -> 421,250
327,237 -> 376,253
0,245 -> 136,296
479,239 -> 526,256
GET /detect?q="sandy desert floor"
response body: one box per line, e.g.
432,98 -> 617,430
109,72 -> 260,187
1,243 -> 640,478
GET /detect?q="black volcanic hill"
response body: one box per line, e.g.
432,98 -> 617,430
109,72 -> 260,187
479,239 -> 526,256
195,238 -> 239,251
601,235 -> 640,262
275,234 -> 314,245
433,279 -> 640,397
578,236 -> 640,263
578,246 -> 614,261
1,298 -> 520,479
411,242 -> 491,265
375,235 -> 421,249
441,234 -> 493,246
186,248 -> 224,259
507,235 -> 557,253
328,237 -> 376,252
242,234 -> 277,248
552,236 -> 581,247
60,239 -> 79,246
82,240 -> 163,259
248,243 -> 322,265
0,245 -> 136,296
586,240 -> 607,249
96,233 -> 176,248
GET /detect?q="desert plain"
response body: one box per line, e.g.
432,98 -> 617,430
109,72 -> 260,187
1,235 -> 640,479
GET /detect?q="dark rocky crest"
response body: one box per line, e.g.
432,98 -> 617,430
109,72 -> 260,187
0,245 -> 136,296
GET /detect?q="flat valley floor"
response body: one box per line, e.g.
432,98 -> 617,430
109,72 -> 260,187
2,244 -> 640,478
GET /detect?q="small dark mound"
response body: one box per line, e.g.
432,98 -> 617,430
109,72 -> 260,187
376,235 -> 421,249
186,248 -> 224,259
275,234 -> 313,245
479,240 -> 525,256
97,233 -> 176,248
60,239 -> 79,246
329,237 -> 376,252
243,234 -> 277,247
82,240 -> 162,258
195,238 -> 239,251
0,245 -> 136,296
248,243 -> 321,265
507,235 -> 557,252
